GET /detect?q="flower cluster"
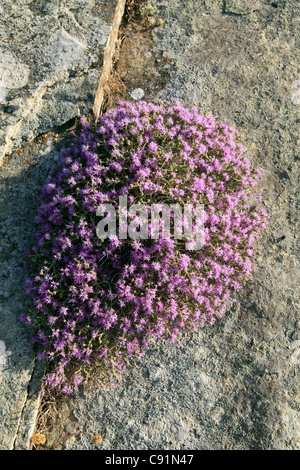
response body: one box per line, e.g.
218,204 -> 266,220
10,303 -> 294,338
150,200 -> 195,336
21,100 -> 269,394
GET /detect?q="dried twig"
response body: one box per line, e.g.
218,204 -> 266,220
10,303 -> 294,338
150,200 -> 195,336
93,0 -> 127,118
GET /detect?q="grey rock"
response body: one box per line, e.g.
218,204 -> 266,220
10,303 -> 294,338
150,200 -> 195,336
130,88 -> 145,100
223,0 -> 261,15
0,0 -> 117,164
0,50 -> 30,99
0,0 -> 299,452
48,0 -> 298,451
0,0 -> 118,450
0,340 -> 6,373
45,29 -> 88,71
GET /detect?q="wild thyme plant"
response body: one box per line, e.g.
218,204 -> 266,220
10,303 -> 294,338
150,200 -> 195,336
21,100 -> 268,394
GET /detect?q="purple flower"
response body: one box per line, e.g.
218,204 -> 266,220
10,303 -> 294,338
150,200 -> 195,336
22,99 -> 268,395
148,142 -> 158,153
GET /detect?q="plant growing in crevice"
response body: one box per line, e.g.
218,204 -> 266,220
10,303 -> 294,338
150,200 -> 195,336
21,100 -> 268,394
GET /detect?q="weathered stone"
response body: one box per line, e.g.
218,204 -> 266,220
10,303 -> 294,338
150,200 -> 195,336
0,0 -> 117,164
0,134 -> 59,449
1,0 -> 299,452
0,50 -> 30,106
42,0 -> 298,450
129,88 -> 145,100
0,0 -> 118,450
224,0 -> 261,15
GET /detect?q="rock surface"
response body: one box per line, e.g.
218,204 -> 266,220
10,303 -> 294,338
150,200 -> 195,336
0,0 -> 117,165
0,0 -> 117,450
0,128 -> 77,449
59,0 -> 299,450
0,0 -> 299,451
